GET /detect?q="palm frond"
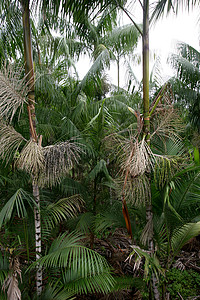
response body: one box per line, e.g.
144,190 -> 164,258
34,231 -> 108,273
127,246 -> 163,279
59,177 -> 87,197
170,167 -> 200,218
171,221 -> 200,258
125,60 -> 140,91
0,251 -> 9,285
0,188 -> 36,228
76,47 -> 110,94
40,284 -> 75,300
140,217 -> 154,246
87,159 -> 112,182
169,53 -> 200,88
150,56 -> 164,89
153,155 -> 180,190
151,0 -> 196,21
0,122 -> 26,164
0,64 -> 29,122
74,212 -> 94,234
151,107 -> 184,141
103,23 -> 140,54
42,195 -> 84,233
63,271 -> 114,295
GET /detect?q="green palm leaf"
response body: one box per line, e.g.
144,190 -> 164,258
63,271 -> 114,294
42,195 -> 83,232
0,251 -> 9,285
0,188 -> 36,228
32,232 -> 110,275
171,221 -> 200,258
40,284 -> 75,300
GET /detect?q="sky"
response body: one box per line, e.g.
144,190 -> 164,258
77,4 -> 200,88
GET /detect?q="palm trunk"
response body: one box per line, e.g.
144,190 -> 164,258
21,0 -> 42,295
33,184 -> 42,293
143,0 -> 150,144
143,1 -> 160,299
117,53 -> 120,92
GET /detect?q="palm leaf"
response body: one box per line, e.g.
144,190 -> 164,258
30,231 -> 115,295
87,159 -> 112,182
32,231 -> 108,273
169,53 -> 200,87
104,23 -> 140,54
0,64 -> 29,122
42,195 -> 84,233
76,47 -> 110,94
2,256 -> 21,300
171,221 -> 200,258
63,271 -> 114,294
40,284 -> 75,300
0,188 -> 36,228
0,122 -> 26,164
0,251 -> 9,285
171,167 -> 200,217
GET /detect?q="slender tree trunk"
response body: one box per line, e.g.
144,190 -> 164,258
21,0 -> 42,295
117,53 -> 120,92
143,0 -> 150,144
142,1 -> 160,299
33,184 -> 42,293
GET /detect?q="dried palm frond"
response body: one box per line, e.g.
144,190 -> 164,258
39,141 -> 81,187
0,64 -> 29,122
2,256 -> 22,300
120,137 -> 155,178
0,122 -> 26,164
17,139 -> 44,177
151,107 -> 184,141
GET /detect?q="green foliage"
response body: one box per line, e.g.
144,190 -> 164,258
163,269 -> 200,299
30,231 -> 115,295
0,188 -> 36,228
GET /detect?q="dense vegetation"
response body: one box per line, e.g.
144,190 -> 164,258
0,0 -> 200,299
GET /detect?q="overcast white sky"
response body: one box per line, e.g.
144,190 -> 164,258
77,5 -> 200,88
